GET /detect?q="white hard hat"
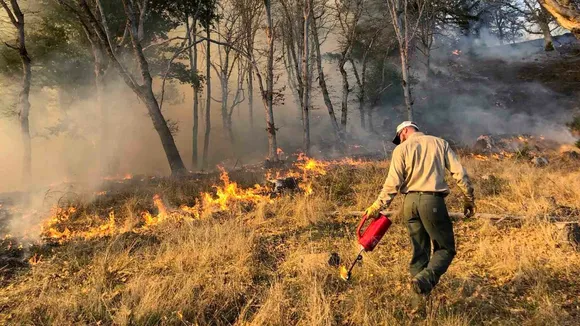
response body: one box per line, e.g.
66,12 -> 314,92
392,121 -> 419,145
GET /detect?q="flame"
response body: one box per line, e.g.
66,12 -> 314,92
452,49 -> 461,56
339,266 -> 349,280
124,174 -> 133,180
41,207 -> 116,242
473,154 -> 489,161
39,155 -> 376,243
558,144 -> 580,154
29,253 -> 41,265
277,148 -> 284,155
202,167 -> 270,210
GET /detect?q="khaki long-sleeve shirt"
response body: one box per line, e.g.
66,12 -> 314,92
374,132 -> 474,209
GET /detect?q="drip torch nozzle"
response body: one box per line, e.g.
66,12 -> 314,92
339,247 -> 365,281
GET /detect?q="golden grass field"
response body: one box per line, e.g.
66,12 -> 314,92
0,154 -> 579,325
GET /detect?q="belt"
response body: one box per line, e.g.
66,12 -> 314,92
406,191 -> 446,197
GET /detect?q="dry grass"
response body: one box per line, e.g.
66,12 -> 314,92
0,156 -> 579,325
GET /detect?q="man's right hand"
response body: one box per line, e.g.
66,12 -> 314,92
463,198 -> 476,218
365,202 -> 382,219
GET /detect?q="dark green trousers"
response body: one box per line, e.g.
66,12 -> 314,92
403,192 -> 456,292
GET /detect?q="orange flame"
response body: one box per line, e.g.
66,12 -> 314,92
41,207 -> 116,243
202,167 -> 269,210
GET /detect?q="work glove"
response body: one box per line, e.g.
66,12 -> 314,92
365,202 -> 382,219
463,197 -> 476,218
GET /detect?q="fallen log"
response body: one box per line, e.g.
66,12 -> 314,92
331,210 -> 572,223
334,210 -> 518,220
330,210 -> 579,250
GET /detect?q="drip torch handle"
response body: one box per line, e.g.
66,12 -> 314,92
356,214 -> 370,240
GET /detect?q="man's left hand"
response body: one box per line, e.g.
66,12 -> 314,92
463,198 -> 476,218
365,202 -> 382,219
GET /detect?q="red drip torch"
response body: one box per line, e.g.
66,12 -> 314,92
340,212 -> 392,281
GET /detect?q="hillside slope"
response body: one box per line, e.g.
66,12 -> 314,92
0,154 -> 579,325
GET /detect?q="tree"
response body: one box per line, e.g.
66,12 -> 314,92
0,0 -> 32,184
334,0 -> 364,129
301,0 -> 312,154
310,1 -> 343,143
202,22 -> 212,169
349,30 -> 378,131
153,0 -> 218,170
211,1 -> 245,149
58,0 -> 187,175
485,0 -> 524,44
263,0 -> 279,161
235,0 -> 263,130
385,0 -> 425,120
416,0 -> 437,78
186,15 -> 201,169
538,0 -> 580,38
522,0 -> 556,51
279,0 -> 313,154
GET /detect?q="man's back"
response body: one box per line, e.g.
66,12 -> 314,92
396,132 -> 450,194
374,131 -> 473,208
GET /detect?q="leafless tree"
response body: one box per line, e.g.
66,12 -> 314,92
311,1 -> 343,143
301,0 -> 312,154
416,0 -> 437,78
522,0 -> 556,51
235,0 -> 263,130
211,1 -> 245,148
202,24 -> 212,169
0,0 -> 32,184
334,0 -> 364,129
258,0 -> 279,161
385,0 -> 426,120
280,0 -> 313,154
185,15 -> 201,169
349,27 -> 380,131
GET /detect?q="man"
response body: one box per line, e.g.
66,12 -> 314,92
365,121 -> 475,295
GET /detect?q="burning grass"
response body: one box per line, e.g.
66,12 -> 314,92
0,154 -> 579,324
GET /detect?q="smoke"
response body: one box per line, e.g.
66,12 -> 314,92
0,32 -> 577,192
377,31 -> 580,146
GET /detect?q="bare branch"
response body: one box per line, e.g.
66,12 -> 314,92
0,0 -> 18,27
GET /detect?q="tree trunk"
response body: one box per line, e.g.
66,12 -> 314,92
539,7 -> 555,51
19,40 -> 31,186
186,17 -> 200,170
202,27 -> 211,169
223,80 -> 235,146
264,0 -> 279,161
248,64 -> 254,130
92,44 -> 108,175
399,46 -> 413,120
302,0 -> 311,155
366,107 -> 373,132
350,58 -> 365,131
2,0 -> 33,185
79,0 -> 187,175
425,44 -> 432,80
339,58 -> 349,129
125,0 -> 186,175
218,48 -> 235,147
311,10 -> 342,143
538,0 -> 580,38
